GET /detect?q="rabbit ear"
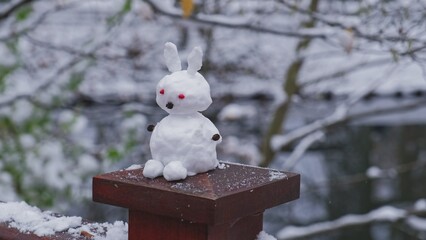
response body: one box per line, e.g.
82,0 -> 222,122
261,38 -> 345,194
164,42 -> 182,72
187,46 -> 203,75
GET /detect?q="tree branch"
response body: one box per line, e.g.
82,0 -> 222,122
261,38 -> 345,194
24,34 -> 127,60
143,0 -> 331,39
0,5 -> 59,42
304,161 -> 426,194
277,205 -> 426,240
299,58 -> 392,89
282,130 -> 324,170
0,56 -> 83,108
278,0 -> 426,45
272,97 -> 426,151
260,0 -> 320,167
0,0 -> 33,21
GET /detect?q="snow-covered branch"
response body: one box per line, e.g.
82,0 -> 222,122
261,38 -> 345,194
277,204 -> 426,240
272,64 -> 402,151
272,97 -> 426,151
305,161 -> 426,194
281,131 -> 324,170
0,56 -> 83,108
24,34 -> 127,60
279,0 -> 426,45
0,16 -> 124,108
143,0 -> 333,39
0,0 -> 33,21
0,4 -> 67,42
299,58 -> 392,89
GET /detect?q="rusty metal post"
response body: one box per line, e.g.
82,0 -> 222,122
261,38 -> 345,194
93,163 -> 300,240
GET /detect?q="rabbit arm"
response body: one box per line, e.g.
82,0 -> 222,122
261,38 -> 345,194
212,134 -> 221,141
147,124 -> 156,132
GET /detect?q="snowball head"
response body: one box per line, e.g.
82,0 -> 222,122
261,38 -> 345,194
156,71 -> 212,114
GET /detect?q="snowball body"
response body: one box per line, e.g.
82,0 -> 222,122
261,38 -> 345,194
143,42 -> 221,181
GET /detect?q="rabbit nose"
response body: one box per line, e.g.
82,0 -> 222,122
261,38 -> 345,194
166,102 -> 174,109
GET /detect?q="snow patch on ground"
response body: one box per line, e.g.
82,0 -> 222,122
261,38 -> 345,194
0,202 -> 128,239
0,202 -> 82,237
68,221 -> 128,240
257,230 -> 277,240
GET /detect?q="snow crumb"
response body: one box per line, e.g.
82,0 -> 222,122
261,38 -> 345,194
366,166 -> 383,179
126,164 -> 143,170
217,162 -> 230,170
257,231 -> 277,240
269,170 -> 287,181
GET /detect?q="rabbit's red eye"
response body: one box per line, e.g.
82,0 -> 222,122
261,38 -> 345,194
178,94 -> 185,99
159,89 -> 165,95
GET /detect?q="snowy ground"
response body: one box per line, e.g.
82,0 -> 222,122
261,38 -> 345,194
0,201 -> 127,239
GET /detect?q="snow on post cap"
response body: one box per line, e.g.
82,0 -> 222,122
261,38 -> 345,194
187,46 -> 203,75
164,42 -> 182,72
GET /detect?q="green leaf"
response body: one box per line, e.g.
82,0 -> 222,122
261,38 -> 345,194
0,65 -> 17,92
68,72 -> 84,91
390,49 -> 399,62
15,5 -> 33,22
124,131 -> 137,152
407,40 -> 413,51
107,148 -> 122,162
107,0 -> 132,26
122,0 -> 132,13
5,40 -> 18,55
22,110 -> 49,133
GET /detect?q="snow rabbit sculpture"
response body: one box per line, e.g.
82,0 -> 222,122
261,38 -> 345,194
143,42 -> 222,181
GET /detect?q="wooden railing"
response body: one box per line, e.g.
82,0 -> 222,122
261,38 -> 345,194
0,162 -> 300,240
0,217 -> 92,240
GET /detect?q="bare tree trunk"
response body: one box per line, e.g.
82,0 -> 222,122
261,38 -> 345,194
260,0 -> 319,167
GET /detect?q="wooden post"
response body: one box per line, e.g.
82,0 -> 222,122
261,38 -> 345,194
93,163 -> 300,240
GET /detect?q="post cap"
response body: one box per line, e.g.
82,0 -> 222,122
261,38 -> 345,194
93,162 -> 300,225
